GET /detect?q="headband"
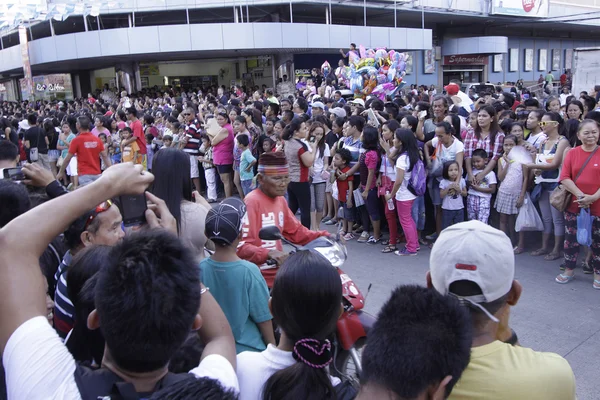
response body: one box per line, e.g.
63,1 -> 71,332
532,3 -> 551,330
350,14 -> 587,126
258,164 -> 289,176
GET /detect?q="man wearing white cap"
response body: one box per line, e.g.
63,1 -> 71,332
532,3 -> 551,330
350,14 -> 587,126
311,101 -> 325,118
427,221 -> 575,400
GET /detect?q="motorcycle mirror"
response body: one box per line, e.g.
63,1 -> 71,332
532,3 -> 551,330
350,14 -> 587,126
259,225 -> 284,241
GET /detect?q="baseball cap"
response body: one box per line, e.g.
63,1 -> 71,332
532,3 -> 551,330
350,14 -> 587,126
329,107 -> 347,119
429,221 -> 514,320
444,83 -> 460,96
350,98 -> 365,107
204,198 -> 247,245
311,101 -> 325,109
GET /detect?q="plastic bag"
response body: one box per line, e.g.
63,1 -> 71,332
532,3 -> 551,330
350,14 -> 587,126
577,208 -> 593,246
515,193 -> 544,232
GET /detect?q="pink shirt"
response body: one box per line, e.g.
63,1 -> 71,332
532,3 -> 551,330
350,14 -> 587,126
213,123 -> 234,165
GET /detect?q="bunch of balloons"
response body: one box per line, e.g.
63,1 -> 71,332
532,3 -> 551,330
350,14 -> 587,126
326,45 -> 409,101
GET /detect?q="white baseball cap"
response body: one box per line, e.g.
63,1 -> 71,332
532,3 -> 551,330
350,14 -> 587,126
350,98 -> 365,107
311,101 -> 325,109
329,107 -> 346,118
430,220 -> 514,306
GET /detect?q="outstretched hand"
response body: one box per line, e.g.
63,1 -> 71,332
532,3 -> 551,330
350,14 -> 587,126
21,163 -> 56,187
99,162 -> 154,197
145,191 -> 177,235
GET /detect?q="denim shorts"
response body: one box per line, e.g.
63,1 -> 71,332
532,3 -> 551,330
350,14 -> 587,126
339,201 -> 354,221
364,187 -> 380,221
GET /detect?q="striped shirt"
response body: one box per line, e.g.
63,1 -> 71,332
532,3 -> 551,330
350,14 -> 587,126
53,251 -> 74,341
342,136 -> 364,176
183,119 -> 203,156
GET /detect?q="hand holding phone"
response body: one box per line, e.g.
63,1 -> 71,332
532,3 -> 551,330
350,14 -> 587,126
1,167 -> 26,181
418,110 -> 427,120
119,194 -> 148,227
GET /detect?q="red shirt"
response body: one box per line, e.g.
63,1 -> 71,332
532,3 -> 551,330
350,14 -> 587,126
560,146 -> 600,216
337,166 -> 351,202
68,132 -> 104,176
237,189 -> 329,286
130,119 -> 147,155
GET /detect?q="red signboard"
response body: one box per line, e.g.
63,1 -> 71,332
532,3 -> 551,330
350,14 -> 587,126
443,55 -> 489,65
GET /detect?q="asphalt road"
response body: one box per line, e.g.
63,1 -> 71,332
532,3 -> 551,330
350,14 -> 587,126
323,226 -> 599,400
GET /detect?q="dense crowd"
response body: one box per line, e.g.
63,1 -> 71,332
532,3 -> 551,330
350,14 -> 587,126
0,61 -> 596,399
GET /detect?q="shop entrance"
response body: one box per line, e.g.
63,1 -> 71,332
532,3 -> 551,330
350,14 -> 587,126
443,68 -> 483,85
169,75 -> 218,91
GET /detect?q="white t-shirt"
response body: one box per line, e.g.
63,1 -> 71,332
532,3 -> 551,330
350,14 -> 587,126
379,154 -> 397,182
439,178 -> 466,210
237,344 -> 341,400
395,154 -> 417,202
431,136 -> 465,164
3,316 -> 239,400
311,144 -> 331,183
527,132 -> 547,150
468,168 -> 497,200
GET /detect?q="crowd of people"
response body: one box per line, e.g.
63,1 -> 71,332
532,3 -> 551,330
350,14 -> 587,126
0,62 -> 595,398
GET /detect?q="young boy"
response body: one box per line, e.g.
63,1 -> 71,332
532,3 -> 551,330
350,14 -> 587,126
120,127 -> 140,164
162,134 -> 173,148
98,133 -> 108,171
145,133 -> 155,172
198,135 -> 217,202
467,148 -> 497,224
200,198 -> 275,354
237,134 -> 257,196
333,148 -> 354,240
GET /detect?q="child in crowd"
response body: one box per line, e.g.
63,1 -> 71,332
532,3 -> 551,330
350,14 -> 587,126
98,133 -> 108,171
262,137 -> 275,153
439,160 -> 467,229
237,134 -> 257,196
162,134 -> 173,148
200,198 -> 275,354
495,134 -> 528,253
333,148 -> 354,240
198,135 -> 217,202
120,127 -> 140,164
145,133 -> 155,172
467,148 -> 497,224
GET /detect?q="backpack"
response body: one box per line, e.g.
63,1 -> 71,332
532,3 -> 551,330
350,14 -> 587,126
407,158 -> 427,196
74,364 -> 194,400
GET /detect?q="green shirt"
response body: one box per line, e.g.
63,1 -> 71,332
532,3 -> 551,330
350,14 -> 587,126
200,258 -> 271,353
545,73 -> 554,84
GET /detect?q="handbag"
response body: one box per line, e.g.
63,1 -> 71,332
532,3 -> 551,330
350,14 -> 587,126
549,146 -> 599,212
576,208 -> 593,246
428,141 -> 443,178
29,128 -> 42,162
378,156 -> 394,197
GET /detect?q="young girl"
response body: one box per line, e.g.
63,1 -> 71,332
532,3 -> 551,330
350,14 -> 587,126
309,121 -> 331,230
358,126 -> 381,244
236,251 -> 343,400
378,119 -> 401,253
439,160 -> 467,230
495,135 -> 529,254
98,133 -> 108,171
198,135 -> 217,202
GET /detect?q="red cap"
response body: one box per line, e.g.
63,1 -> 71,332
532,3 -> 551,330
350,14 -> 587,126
444,83 -> 460,96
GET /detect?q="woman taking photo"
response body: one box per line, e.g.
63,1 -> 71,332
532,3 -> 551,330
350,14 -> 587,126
385,128 -> 421,256
233,115 -> 252,200
378,119 -> 401,253
283,117 -> 321,229
464,105 -> 505,186
211,112 -> 235,198
308,121 -> 330,230
237,251 -> 343,400
555,119 -> 600,289
525,112 -> 570,261
152,148 -> 210,261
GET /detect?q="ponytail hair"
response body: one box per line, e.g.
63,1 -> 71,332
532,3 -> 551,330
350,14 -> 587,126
262,251 -> 342,400
282,117 -> 304,141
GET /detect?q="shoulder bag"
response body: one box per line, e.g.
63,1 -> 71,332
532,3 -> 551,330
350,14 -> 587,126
29,128 -> 42,162
549,146 -> 599,212
378,155 -> 393,197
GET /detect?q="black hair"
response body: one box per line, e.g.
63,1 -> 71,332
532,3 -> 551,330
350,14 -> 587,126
528,109 -> 544,122
401,115 -> 418,133
545,96 -> 560,112
449,280 -> 509,330
472,148 -> 488,160
442,160 -> 460,180
361,125 -> 379,152
435,121 -> 454,137
0,180 -> 30,228
169,333 -> 204,374
151,148 -> 192,233
336,147 -> 352,165
445,114 -> 462,141
503,92 -> 515,108
143,114 -> 155,125
120,126 -> 132,135
348,115 -> 365,133
126,106 -> 138,117
395,128 -> 420,172
499,109 -> 516,121
0,140 -> 18,162
585,111 -> 600,126
282,117 -> 304,141
262,251 -> 342,400
503,134 -> 518,146
475,105 -> 501,145
332,117 -> 345,132
236,133 -> 250,147
234,115 -> 247,127
66,245 -> 111,365
360,285 -> 472,399
499,118 -> 514,135
312,114 -> 332,130
523,98 -> 540,108
542,111 -> 566,136
27,113 -> 37,125
309,121 -> 327,156
149,376 -> 238,400
567,100 -> 584,119
95,230 -> 201,373
295,97 -> 308,112
580,94 -> 596,112
282,110 -> 295,123
77,116 -> 92,131
382,119 -> 400,134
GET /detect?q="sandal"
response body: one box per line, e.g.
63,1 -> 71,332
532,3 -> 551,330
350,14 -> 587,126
544,252 -> 562,261
531,248 -> 549,257
381,239 -> 391,246
382,245 -> 398,253
366,236 -> 381,245
593,279 -> 600,290
555,272 -> 575,284
357,232 -> 370,243
343,232 -> 355,241
513,246 -> 525,255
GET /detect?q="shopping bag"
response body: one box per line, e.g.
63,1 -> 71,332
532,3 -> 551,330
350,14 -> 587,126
515,193 -> 544,232
576,208 -> 593,247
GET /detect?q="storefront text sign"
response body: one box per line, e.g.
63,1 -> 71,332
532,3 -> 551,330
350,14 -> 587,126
36,83 -> 65,92
443,55 -> 489,65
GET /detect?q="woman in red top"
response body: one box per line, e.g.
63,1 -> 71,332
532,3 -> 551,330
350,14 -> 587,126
556,120 -> 600,289
283,117 -> 321,229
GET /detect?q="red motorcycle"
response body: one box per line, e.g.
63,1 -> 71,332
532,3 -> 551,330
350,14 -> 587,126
259,226 -> 375,379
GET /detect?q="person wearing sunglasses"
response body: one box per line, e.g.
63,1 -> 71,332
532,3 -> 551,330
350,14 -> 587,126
53,198 -> 125,340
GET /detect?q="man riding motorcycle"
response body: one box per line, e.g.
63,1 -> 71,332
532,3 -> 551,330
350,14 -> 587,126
237,151 -> 334,286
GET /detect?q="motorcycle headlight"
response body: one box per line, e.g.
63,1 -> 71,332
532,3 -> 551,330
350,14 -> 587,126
312,239 -> 347,267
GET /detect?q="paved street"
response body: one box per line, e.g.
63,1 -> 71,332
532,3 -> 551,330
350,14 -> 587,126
328,228 -> 600,400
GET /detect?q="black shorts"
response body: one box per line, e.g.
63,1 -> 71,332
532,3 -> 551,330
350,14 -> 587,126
216,164 -> 233,174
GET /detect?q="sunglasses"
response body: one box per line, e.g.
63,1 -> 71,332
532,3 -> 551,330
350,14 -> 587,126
539,121 -> 558,127
85,200 -> 112,230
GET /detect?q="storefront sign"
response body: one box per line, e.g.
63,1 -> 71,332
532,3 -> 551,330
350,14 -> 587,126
36,83 -> 65,92
443,55 -> 489,65
492,0 -> 548,17
21,74 -> 73,101
294,69 -> 311,77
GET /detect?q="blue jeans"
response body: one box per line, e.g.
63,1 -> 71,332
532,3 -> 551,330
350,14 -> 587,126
241,179 -> 253,196
442,208 -> 464,230
411,196 -> 425,231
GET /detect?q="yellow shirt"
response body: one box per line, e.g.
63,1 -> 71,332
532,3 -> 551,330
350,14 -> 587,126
449,341 -> 576,400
